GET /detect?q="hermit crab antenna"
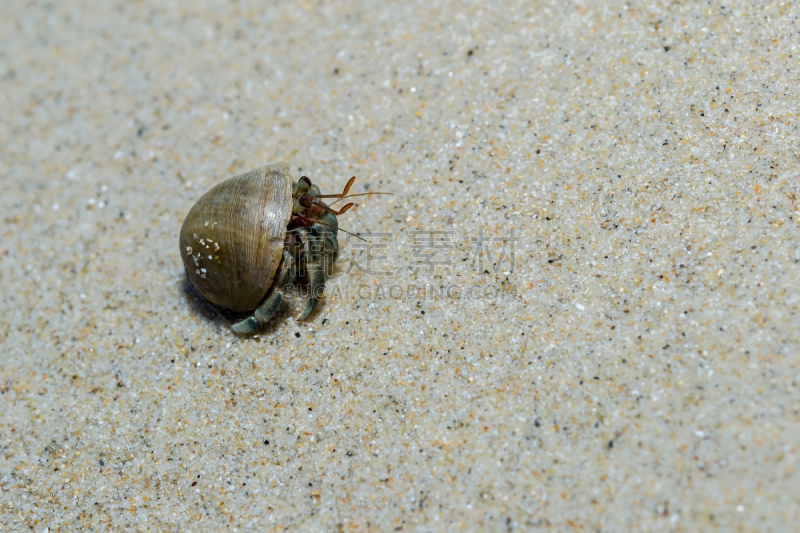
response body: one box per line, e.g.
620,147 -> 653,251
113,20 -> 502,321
342,176 -> 355,196
311,201 -> 354,216
314,176 -> 356,199
328,191 -> 393,206
311,175 -> 393,205
336,202 -> 354,215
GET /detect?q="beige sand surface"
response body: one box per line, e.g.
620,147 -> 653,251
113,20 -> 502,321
2,1 -> 799,531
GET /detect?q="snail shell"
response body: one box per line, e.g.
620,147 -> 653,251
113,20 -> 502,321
179,163 -> 293,312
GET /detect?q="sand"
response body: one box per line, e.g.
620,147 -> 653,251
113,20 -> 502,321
1,0 -> 799,530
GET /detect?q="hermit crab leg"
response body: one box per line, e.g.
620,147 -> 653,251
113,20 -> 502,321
231,250 -> 295,334
298,228 -> 324,320
288,217 -> 367,241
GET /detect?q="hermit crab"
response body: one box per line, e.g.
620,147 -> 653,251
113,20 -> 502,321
179,163 -> 383,334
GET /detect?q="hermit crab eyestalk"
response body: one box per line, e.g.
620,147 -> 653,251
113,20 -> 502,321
299,195 -> 314,209
296,176 -> 313,194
